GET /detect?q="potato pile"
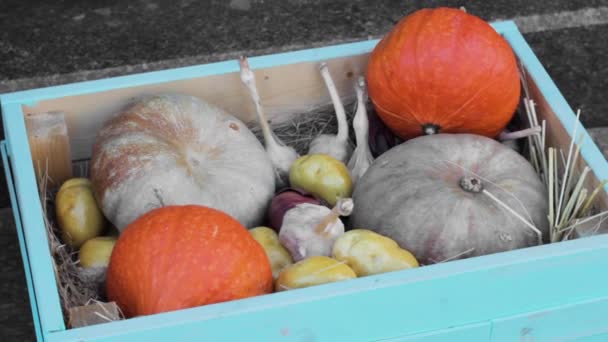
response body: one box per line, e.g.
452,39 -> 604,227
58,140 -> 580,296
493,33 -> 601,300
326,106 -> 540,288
250,226 -> 419,292
55,177 -> 117,280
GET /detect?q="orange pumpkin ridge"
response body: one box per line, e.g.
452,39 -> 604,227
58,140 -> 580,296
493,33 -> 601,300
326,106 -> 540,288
106,205 -> 273,318
366,7 -> 521,140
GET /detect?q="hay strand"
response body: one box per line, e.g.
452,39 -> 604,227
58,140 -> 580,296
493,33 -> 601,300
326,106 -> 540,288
247,100 -> 358,156
37,158 -> 119,325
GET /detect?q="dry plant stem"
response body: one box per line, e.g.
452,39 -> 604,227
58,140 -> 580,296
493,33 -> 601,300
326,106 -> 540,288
567,189 -> 588,224
314,198 -> 354,234
246,100 -> 357,157
562,135 -> 585,210
434,248 -> 475,264
319,63 -> 349,143
560,212 -> 608,241
548,147 -> 555,227
555,109 -> 582,226
580,180 -> 608,217
541,120 -> 547,151
38,159 -> 105,324
87,298 -> 124,318
239,55 -> 299,187
553,148 -> 560,222
531,104 -> 548,183
482,189 -> 543,245
559,167 -> 590,227
519,62 -> 608,242
559,210 -> 608,233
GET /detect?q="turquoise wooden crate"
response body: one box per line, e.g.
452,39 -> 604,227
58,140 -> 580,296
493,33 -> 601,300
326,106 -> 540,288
2,20 -> 608,342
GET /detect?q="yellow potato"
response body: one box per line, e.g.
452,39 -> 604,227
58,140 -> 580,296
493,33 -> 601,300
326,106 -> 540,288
332,229 -> 419,277
79,236 -> 117,268
289,154 -> 353,206
275,255 -> 356,292
249,226 -> 293,279
55,178 -> 107,249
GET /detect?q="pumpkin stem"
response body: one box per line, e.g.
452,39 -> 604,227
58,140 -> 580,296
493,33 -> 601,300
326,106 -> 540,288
459,176 -> 483,193
153,188 -> 165,206
422,123 -> 440,135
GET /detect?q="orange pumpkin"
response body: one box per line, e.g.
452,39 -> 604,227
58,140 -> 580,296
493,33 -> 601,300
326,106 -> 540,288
366,7 -> 521,139
106,205 -> 273,318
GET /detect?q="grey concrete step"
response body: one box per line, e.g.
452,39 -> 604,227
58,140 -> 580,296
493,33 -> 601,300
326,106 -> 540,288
1,2 -> 607,340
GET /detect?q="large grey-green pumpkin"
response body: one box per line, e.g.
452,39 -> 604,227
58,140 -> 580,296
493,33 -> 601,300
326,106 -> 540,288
349,133 -> 549,265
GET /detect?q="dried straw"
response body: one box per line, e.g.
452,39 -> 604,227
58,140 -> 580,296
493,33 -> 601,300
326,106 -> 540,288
246,100 -> 359,156
516,61 -> 608,242
36,159 -> 115,325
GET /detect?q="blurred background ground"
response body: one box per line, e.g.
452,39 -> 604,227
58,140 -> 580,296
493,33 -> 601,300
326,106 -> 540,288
0,1 -> 607,340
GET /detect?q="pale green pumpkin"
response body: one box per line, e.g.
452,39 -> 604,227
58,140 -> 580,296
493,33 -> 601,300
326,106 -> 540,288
349,133 -> 549,265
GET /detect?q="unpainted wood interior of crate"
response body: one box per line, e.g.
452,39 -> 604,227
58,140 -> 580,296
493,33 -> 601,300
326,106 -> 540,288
18,51 -> 608,213
20,54 -> 369,163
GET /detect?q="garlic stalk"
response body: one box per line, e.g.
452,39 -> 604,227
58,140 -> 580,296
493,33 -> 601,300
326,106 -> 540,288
308,62 -> 353,163
278,197 -> 354,262
239,56 -> 299,189
313,197 -> 354,235
347,76 -> 374,183
498,126 -> 542,141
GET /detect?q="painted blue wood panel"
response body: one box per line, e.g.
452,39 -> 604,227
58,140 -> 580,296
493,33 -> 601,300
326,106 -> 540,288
490,297 -> 608,342
45,236 -> 608,342
375,322 -> 491,341
1,141 -> 44,342
573,333 -> 608,342
1,102 -> 66,335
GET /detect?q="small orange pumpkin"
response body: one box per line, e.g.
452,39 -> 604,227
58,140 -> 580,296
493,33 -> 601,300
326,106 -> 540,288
366,7 -> 521,139
106,205 -> 273,318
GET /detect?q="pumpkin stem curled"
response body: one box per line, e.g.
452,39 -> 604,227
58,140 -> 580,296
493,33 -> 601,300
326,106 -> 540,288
422,123 -> 440,135
459,176 -> 483,193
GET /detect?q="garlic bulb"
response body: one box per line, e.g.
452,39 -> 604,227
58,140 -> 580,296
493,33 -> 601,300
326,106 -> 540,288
267,188 -> 322,232
239,56 -> 299,189
279,198 -> 354,262
308,62 -> 353,164
347,77 -> 374,183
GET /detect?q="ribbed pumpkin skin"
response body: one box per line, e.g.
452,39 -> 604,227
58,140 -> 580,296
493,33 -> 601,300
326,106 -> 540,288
366,7 -> 521,139
90,93 -> 275,231
349,134 -> 549,265
106,205 -> 273,318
